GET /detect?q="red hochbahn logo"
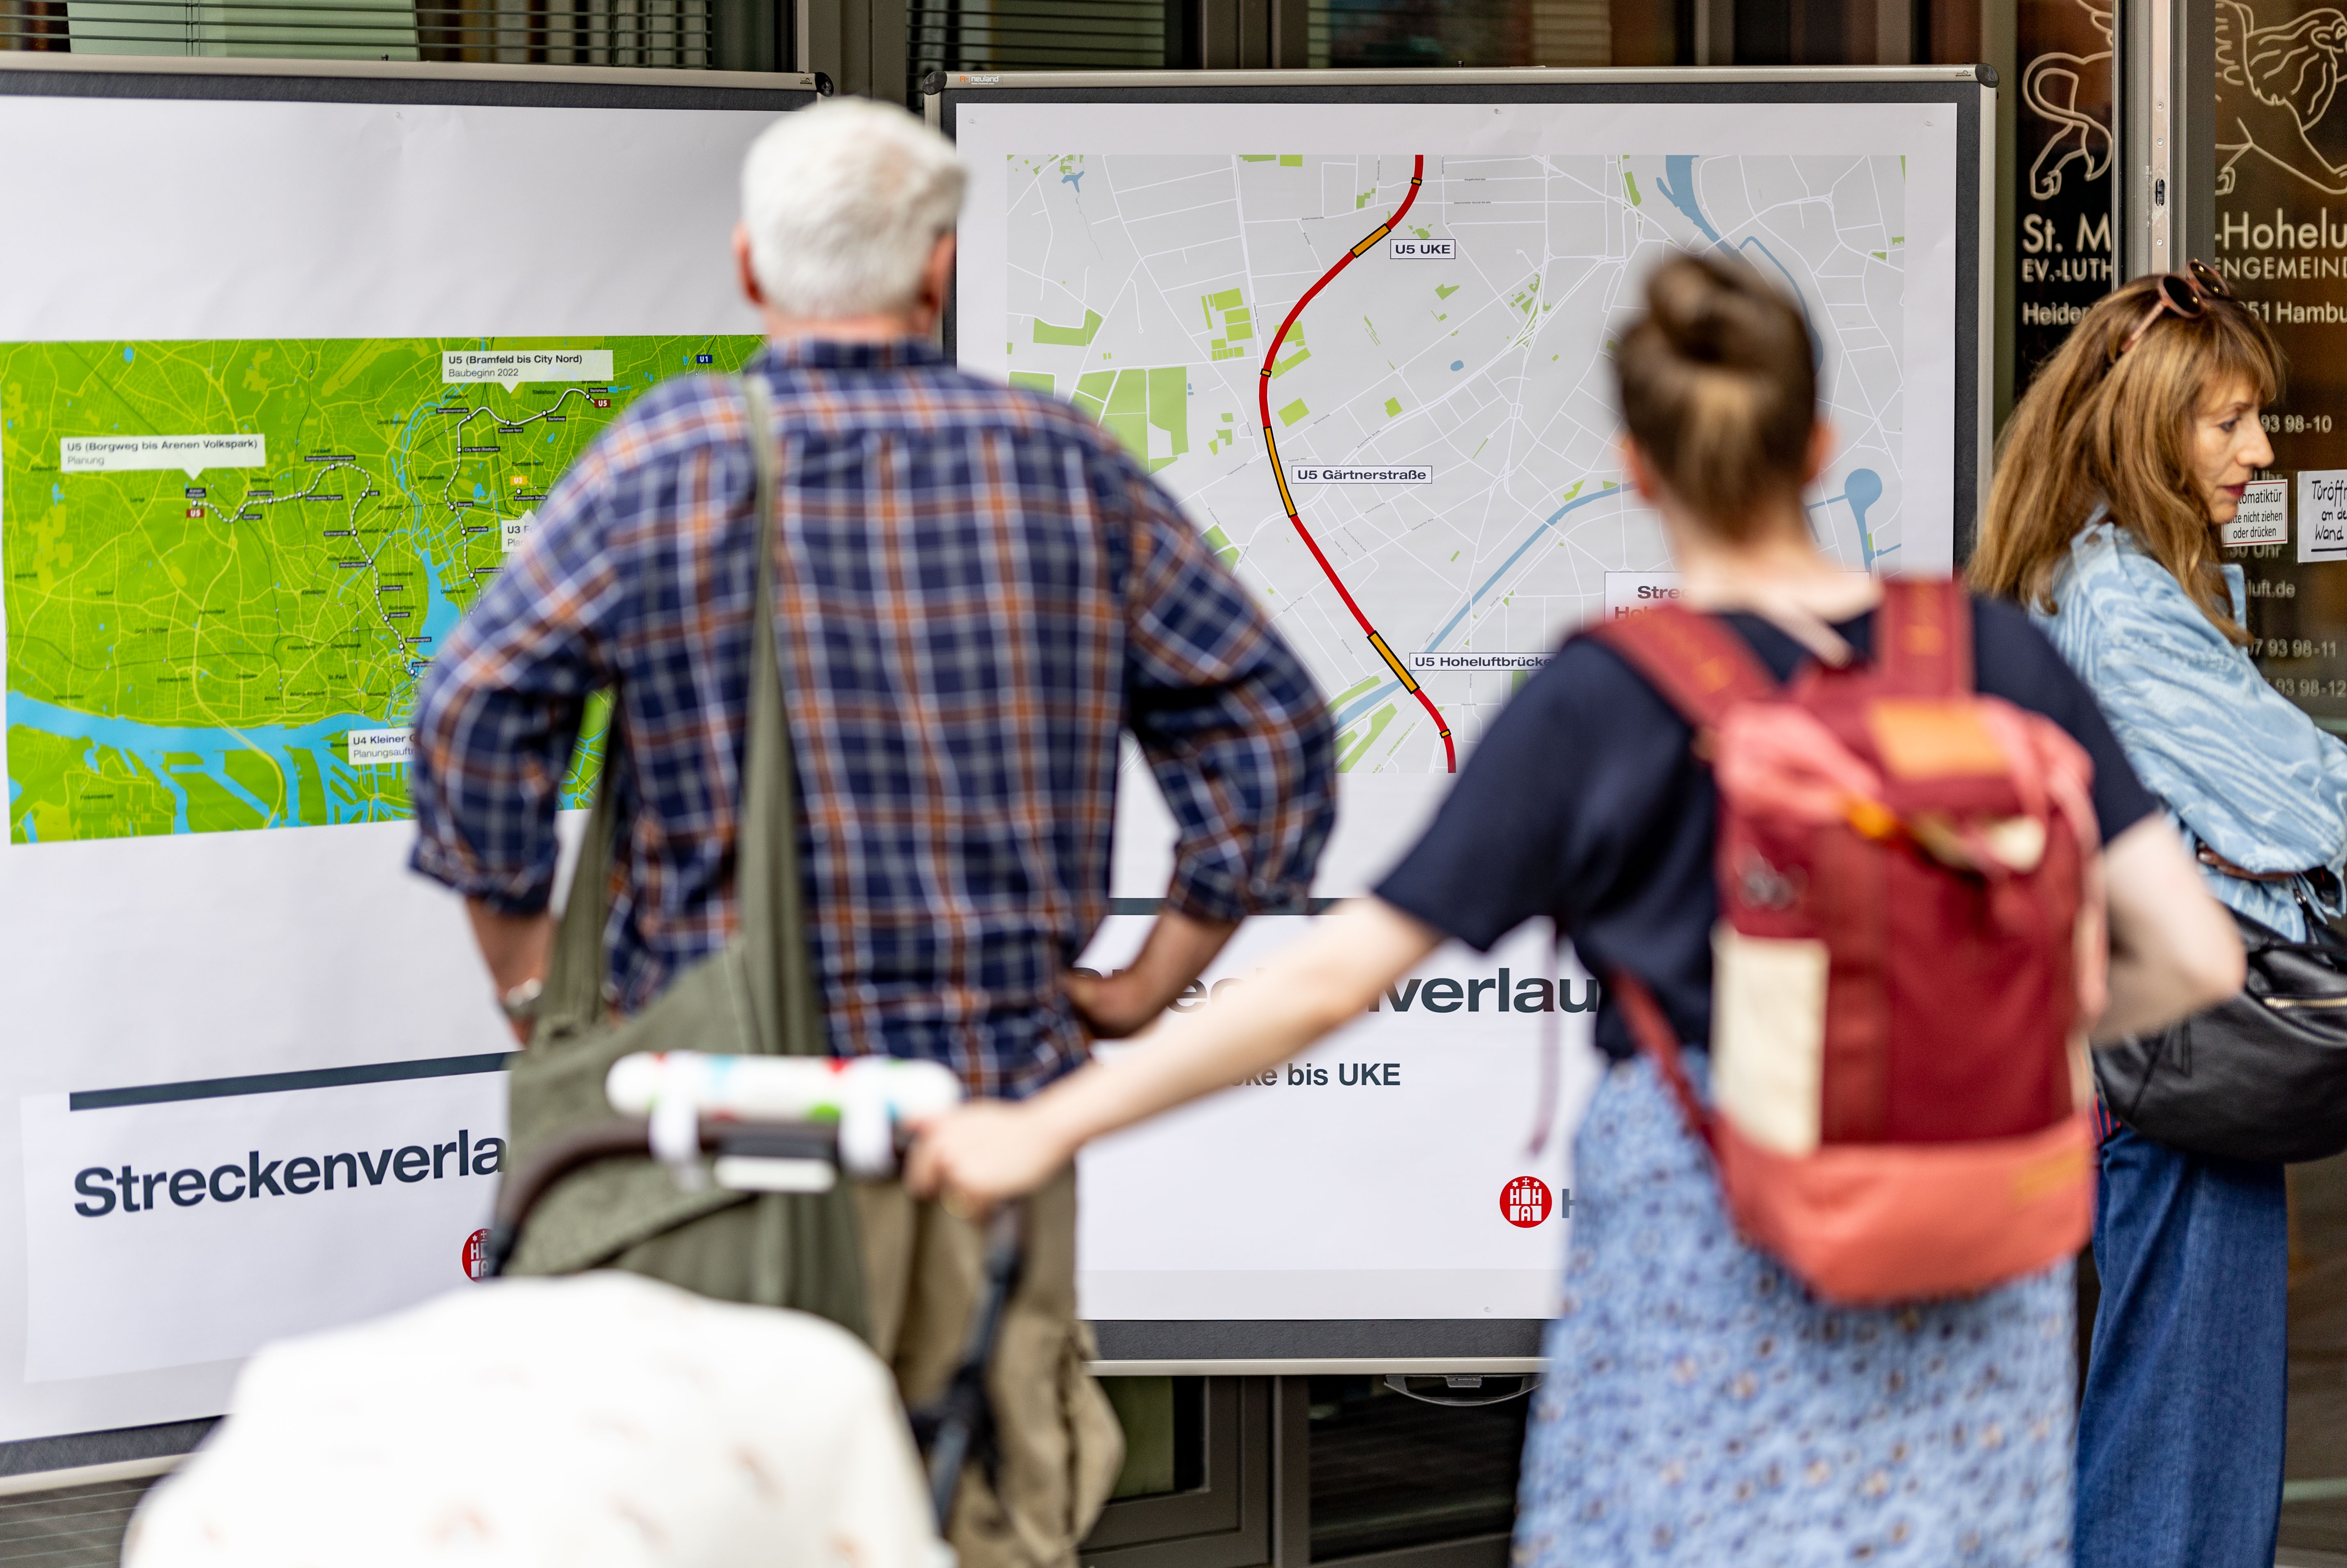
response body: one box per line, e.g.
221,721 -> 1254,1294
463,1226 -> 490,1281
1500,1176 -> 1553,1228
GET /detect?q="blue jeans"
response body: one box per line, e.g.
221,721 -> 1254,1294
2074,1122 -> 2288,1568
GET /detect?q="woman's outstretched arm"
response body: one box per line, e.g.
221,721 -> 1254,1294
910,815 -> 2240,1208
908,898 -> 1443,1207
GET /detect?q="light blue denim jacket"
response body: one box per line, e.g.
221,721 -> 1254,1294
2034,515 -> 2347,940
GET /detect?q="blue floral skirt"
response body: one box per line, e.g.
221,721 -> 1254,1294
1513,1056 -> 2075,1568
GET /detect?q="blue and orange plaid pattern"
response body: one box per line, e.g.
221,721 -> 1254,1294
410,338 -> 1336,1099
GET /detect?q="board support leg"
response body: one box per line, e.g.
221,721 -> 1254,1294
1271,1374 -> 1310,1568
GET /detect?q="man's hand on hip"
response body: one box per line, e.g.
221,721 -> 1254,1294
466,900 -> 555,1048
1066,905 -> 1239,1038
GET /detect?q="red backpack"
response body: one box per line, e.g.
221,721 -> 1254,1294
1590,579 -> 2102,1304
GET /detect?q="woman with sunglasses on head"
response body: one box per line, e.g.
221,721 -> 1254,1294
1973,263 -> 2343,1568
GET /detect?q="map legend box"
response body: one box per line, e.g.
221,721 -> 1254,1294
59,434 -> 262,479
344,729 -> 410,768
1405,651 -> 1548,672
1287,465 -> 1433,484
1604,571 -> 1684,619
441,349 -> 614,389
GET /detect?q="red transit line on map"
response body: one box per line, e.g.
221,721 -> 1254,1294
1256,154 -> 1456,774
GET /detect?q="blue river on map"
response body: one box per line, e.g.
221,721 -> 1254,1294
5,542 -> 468,836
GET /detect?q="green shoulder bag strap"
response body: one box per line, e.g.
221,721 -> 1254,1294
499,373 -> 867,1338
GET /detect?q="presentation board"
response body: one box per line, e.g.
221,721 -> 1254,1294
934,67 -> 1992,1365
0,55 -> 813,1456
0,58 -> 1996,1458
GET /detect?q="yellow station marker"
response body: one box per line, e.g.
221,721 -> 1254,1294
1367,632 -> 1420,693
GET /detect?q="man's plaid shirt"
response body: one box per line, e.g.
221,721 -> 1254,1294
409,338 -> 1336,1099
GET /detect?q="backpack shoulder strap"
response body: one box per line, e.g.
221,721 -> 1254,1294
1587,605 -> 1778,728
1875,578 -> 1974,695
1608,967 -> 1716,1154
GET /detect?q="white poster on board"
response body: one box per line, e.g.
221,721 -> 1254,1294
953,95 -> 1964,1324
0,87 -> 783,1442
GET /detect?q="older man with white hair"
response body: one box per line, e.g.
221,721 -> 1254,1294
406,100 -> 1335,1566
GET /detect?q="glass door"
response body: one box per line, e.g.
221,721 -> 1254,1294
2192,1 -> 2347,1550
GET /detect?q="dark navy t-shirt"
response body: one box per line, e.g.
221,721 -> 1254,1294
1374,598 -> 2161,1062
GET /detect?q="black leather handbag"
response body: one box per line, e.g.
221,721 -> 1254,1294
2095,903 -> 2347,1165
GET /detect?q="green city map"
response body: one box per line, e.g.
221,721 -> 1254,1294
1,335 -> 759,843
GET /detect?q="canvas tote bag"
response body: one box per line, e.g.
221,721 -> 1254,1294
500,376 -> 866,1335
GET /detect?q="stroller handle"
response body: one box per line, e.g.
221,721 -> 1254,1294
483,1115 -> 851,1280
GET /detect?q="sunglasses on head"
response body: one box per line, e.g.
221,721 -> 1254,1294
2114,261 -> 2237,359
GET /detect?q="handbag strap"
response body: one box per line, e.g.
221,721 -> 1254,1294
2197,844 -> 2301,884
540,721 -> 621,1027
735,375 -> 825,1057
536,374 -> 819,1056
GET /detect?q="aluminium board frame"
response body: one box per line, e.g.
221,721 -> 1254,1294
932,67 -> 1996,1369
0,49 -> 819,111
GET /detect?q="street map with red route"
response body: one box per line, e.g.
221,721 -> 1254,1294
1000,151 -> 1909,773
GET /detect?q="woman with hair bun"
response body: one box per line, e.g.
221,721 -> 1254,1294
1974,265 -> 2334,1568
911,253 -> 2238,1563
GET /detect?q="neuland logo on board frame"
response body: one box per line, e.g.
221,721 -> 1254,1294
1501,1176 -> 1558,1227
